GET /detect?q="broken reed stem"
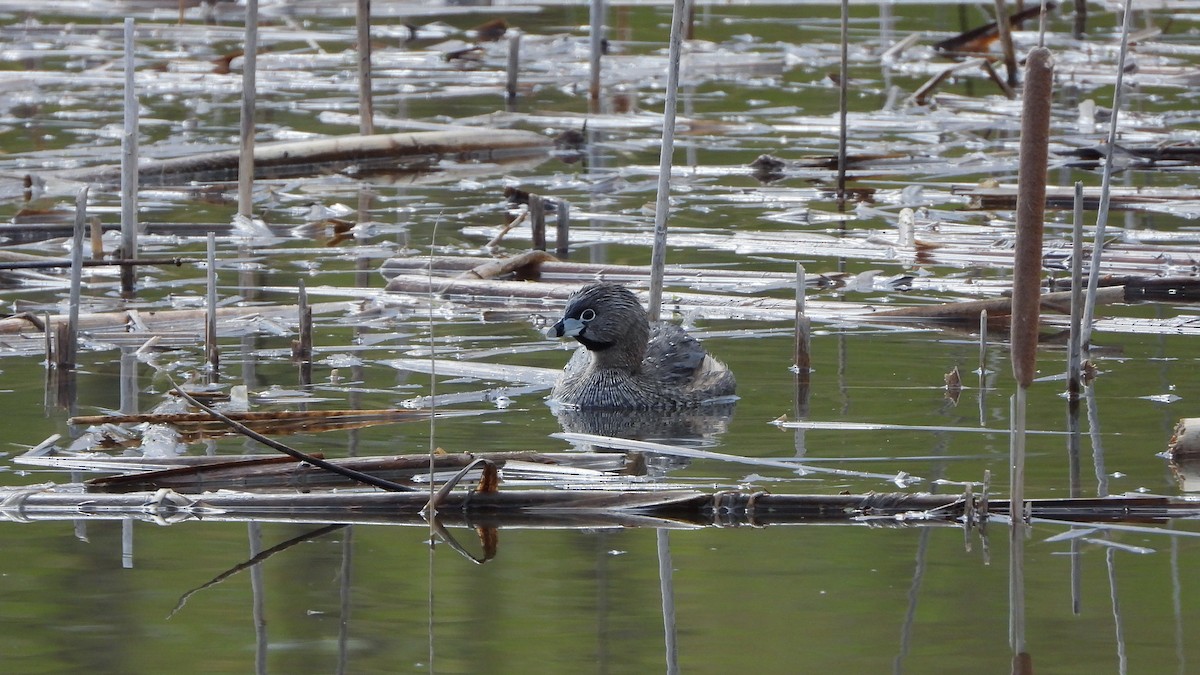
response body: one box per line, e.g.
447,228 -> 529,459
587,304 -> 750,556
506,30 -> 520,102
296,280 -> 313,384
529,193 -> 546,251
356,0 -> 374,135
1081,0 -> 1135,354
89,217 -> 103,260
42,313 -> 51,365
978,309 -> 988,376
555,199 -> 570,258
1010,47 -> 1053,389
120,17 -> 139,296
836,0 -> 849,209
1068,181 -> 1084,398
794,263 -> 811,375
237,0 -> 259,218
206,232 -> 219,377
993,0 -> 1018,86
589,0 -> 604,111
63,187 -> 87,370
1073,0 -> 1087,38
647,0 -> 687,322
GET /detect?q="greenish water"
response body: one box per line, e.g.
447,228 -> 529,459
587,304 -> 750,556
2,2 -> 1200,673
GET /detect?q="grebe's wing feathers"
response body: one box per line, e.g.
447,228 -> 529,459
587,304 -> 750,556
642,323 -> 705,386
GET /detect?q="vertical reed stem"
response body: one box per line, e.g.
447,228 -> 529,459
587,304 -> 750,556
994,0 -> 1018,86
1009,389 -> 1027,653
237,0 -> 259,218
529,194 -> 546,251
357,0 -> 375,135
122,519 -> 134,568
647,0 -> 687,321
589,0 -> 605,112
1073,0 -> 1087,38
1081,0 -> 1135,354
206,232 -> 219,377
836,0 -> 849,209
1067,181 -> 1084,398
794,263 -> 811,376
297,279 -> 313,385
978,309 -> 988,377
555,199 -> 570,259
42,313 -> 52,366
90,217 -> 103,260
120,18 -> 139,296
64,187 -> 87,369
506,31 -> 521,103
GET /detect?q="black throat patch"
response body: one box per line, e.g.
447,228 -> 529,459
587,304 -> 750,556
576,334 -> 614,351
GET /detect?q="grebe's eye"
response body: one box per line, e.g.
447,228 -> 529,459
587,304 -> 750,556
580,308 -> 596,322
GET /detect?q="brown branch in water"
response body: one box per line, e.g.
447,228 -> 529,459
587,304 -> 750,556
458,249 -> 558,280
980,60 -> 1015,99
910,58 -> 986,105
484,210 -> 529,249
166,380 -> 417,493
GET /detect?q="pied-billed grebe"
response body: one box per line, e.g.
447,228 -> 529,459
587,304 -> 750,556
544,283 -> 736,410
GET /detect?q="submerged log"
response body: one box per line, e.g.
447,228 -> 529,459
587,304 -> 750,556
49,129 -> 552,187
2,485 -> 1197,529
